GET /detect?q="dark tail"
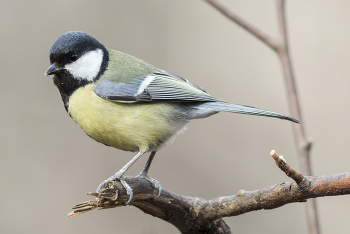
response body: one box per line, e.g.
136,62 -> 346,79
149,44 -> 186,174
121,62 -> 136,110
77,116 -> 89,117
195,101 -> 299,123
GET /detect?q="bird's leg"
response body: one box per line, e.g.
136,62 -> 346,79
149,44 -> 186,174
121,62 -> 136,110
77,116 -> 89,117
97,151 -> 146,204
139,151 -> 156,175
136,151 -> 162,198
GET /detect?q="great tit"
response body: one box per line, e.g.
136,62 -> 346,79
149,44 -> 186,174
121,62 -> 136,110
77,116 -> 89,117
45,31 -> 298,204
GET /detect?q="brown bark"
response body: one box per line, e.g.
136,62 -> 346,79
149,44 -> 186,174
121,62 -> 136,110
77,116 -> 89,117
69,172 -> 350,234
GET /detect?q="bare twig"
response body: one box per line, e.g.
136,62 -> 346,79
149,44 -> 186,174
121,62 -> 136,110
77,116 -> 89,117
204,0 -> 319,233
205,0 -> 281,51
270,150 -> 304,184
69,173 -> 350,233
275,2 -> 319,233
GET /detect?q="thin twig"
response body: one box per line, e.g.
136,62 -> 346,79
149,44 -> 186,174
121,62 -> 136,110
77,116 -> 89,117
270,150 -> 304,184
275,1 -> 319,233
205,0 -> 281,51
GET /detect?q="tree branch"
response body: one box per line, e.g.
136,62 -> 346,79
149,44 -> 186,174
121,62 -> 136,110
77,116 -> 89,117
69,173 -> 350,233
69,151 -> 350,234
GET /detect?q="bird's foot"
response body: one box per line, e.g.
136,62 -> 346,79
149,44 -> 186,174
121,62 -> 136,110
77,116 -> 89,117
136,172 -> 162,199
97,172 -> 134,205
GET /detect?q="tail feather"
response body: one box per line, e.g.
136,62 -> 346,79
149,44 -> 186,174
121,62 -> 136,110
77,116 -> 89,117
192,101 -> 299,123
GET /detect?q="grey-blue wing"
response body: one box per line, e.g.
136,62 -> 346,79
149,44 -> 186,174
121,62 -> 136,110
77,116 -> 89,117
94,78 -> 152,102
94,72 -> 219,103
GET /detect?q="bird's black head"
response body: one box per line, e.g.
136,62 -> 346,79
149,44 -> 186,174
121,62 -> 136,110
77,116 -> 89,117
45,31 -> 109,109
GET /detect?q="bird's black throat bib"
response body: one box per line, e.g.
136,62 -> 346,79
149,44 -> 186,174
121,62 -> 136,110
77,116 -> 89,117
53,71 -> 91,112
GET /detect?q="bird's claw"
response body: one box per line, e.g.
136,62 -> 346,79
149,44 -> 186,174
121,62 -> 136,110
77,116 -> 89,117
120,178 -> 133,204
96,174 -> 133,205
137,173 -> 162,198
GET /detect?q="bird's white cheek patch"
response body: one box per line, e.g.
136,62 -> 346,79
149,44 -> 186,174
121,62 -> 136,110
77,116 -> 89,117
65,48 -> 103,81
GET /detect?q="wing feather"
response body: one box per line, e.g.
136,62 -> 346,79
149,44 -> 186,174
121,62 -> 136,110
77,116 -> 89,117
94,71 -> 219,103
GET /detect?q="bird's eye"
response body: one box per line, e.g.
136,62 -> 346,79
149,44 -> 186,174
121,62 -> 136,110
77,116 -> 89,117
70,54 -> 78,62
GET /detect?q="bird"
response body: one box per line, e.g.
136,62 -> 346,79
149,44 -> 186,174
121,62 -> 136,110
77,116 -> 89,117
45,31 -> 298,204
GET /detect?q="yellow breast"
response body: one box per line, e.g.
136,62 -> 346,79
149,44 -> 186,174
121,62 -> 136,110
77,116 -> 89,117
67,83 -> 188,152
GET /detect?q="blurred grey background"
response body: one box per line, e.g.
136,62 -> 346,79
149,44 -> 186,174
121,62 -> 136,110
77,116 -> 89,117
1,0 -> 349,233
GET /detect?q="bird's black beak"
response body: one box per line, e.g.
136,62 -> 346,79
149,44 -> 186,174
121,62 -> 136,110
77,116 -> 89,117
44,63 -> 62,76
